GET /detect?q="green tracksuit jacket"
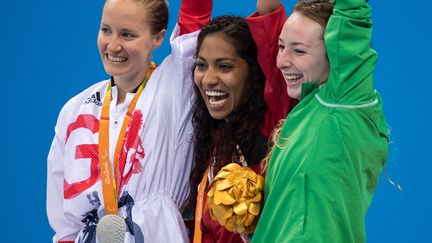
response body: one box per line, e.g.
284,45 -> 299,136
252,0 -> 389,242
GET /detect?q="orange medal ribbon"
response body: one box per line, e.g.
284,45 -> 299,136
193,167 -> 210,243
98,63 -> 156,215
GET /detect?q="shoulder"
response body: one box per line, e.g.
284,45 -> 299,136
304,114 -> 347,164
57,80 -> 108,122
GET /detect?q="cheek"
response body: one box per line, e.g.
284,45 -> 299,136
130,41 -> 153,58
193,69 -> 201,86
233,76 -> 249,101
276,51 -> 284,69
285,55 -> 308,73
322,58 -> 330,73
299,58 -> 318,75
313,58 -> 329,79
97,36 -> 105,53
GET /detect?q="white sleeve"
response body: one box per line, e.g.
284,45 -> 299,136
47,105 -> 80,242
170,25 -> 199,205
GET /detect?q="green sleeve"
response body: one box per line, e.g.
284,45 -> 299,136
299,116 -> 368,243
322,0 -> 377,105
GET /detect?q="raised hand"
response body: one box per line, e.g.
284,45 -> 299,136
257,0 -> 280,15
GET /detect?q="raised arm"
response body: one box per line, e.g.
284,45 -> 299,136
178,0 -> 212,35
257,0 -> 280,15
323,0 -> 377,105
247,1 -> 297,137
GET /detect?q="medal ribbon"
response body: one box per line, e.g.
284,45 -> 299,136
193,167 -> 210,243
99,62 -> 156,215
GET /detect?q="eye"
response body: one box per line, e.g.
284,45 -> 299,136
100,27 -> 111,34
122,32 -> 136,39
278,43 -> 285,51
195,61 -> 207,71
218,63 -> 233,72
294,48 -> 306,55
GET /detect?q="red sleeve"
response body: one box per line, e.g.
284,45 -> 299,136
178,0 -> 212,35
247,4 -> 298,138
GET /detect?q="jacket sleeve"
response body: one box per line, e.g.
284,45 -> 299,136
47,105 -> 80,243
322,0 -> 377,105
178,0 -> 212,35
247,4 -> 297,137
297,116 -> 366,242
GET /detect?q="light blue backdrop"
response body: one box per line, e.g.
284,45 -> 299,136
1,0 -> 430,242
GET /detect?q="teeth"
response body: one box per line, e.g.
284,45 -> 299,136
205,90 -> 227,97
107,54 -> 127,63
209,98 -> 226,106
281,72 -> 302,81
205,90 -> 228,106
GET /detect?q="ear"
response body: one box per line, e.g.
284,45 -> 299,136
152,29 -> 167,49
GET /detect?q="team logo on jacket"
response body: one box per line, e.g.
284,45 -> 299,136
63,111 -> 145,199
84,92 -> 102,106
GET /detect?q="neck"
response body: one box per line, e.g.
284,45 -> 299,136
115,80 -> 138,105
113,63 -> 150,105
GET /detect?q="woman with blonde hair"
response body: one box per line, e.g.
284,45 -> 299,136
251,0 -> 388,242
47,0 -> 211,242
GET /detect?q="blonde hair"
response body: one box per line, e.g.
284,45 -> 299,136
135,0 -> 168,34
293,0 -> 334,29
261,119 -> 287,173
106,0 -> 168,34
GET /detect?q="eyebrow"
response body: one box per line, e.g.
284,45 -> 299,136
291,42 -> 311,48
100,23 -> 137,33
278,38 -> 312,48
197,56 -> 235,62
120,28 -> 137,33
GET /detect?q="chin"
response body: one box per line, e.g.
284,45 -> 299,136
208,110 -> 230,120
210,114 -> 228,120
105,68 -> 128,78
287,89 -> 301,100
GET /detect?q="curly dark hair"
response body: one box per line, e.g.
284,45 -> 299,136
187,16 -> 267,209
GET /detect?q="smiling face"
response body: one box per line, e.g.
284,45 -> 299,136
97,0 -> 164,85
194,32 -> 250,120
277,11 -> 329,99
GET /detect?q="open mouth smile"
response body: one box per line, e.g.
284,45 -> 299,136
282,72 -> 303,84
107,54 -> 128,63
205,90 -> 229,107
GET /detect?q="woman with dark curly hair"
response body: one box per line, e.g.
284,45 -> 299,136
189,5 -> 297,241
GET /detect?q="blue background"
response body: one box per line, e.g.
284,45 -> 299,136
1,0 -> 430,242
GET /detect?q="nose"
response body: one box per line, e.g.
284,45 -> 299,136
277,49 -> 293,70
107,36 -> 122,53
202,67 -> 219,87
